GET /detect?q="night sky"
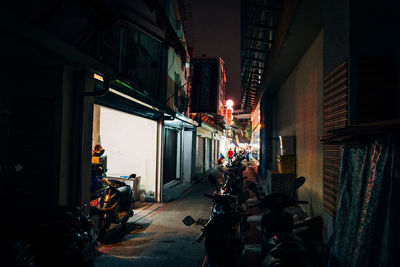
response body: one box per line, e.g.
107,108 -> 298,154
191,0 -> 241,105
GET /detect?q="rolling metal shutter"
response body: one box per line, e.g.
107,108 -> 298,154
323,61 -> 348,217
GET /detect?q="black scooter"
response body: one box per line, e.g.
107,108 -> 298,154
246,177 -> 312,267
208,173 -> 249,216
183,205 -> 251,267
34,206 -> 97,267
183,173 -> 251,267
96,174 -> 136,237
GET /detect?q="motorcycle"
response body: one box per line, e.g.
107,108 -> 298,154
184,172 -> 251,267
226,155 -> 246,179
32,206 -> 97,267
96,174 -> 136,237
246,177 -> 313,267
208,172 -> 248,214
183,206 -> 251,267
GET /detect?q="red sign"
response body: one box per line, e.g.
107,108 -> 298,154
226,108 -> 232,125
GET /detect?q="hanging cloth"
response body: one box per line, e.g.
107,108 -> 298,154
329,134 -> 400,267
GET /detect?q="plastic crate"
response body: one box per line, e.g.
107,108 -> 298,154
277,155 -> 296,174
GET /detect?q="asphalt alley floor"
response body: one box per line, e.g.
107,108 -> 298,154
93,162 -> 311,267
93,168 -> 221,267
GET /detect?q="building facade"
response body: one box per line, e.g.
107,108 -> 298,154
241,0 -> 400,265
0,0 -> 196,214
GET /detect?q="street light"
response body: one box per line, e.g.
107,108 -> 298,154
226,99 -> 234,108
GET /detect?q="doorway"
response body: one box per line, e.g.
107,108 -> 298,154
163,128 -> 178,184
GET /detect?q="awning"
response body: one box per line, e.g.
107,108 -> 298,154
94,79 -> 179,121
196,121 -> 223,139
163,113 -> 198,130
95,90 -> 163,120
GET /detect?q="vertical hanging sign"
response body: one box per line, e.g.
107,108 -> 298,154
226,99 -> 234,126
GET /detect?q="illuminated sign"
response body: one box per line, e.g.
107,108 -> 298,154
225,99 -> 234,126
227,108 -> 232,125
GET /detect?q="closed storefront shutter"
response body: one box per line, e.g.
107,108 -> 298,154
163,128 -> 178,184
196,137 -> 205,174
323,61 -> 348,217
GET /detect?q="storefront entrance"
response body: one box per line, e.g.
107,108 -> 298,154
92,105 -> 159,201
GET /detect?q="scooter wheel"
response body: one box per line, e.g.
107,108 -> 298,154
98,219 -> 110,238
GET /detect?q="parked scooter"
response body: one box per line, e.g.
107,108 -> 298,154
246,177 -> 312,267
33,206 -> 97,267
96,174 -> 136,237
208,173 -> 249,214
183,209 -> 251,267
183,172 -> 250,266
226,155 -> 246,179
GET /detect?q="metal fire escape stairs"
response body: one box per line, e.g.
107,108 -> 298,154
240,0 -> 284,112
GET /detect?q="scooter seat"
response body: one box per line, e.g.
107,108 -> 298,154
107,179 -> 126,187
117,185 -> 131,194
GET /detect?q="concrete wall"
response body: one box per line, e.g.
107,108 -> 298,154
167,46 -> 187,112
59,67 -> 74,206
80,73 -> 95,212
272,30 -> 324,216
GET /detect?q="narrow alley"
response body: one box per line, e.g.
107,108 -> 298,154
94,164 -> 270,267
94,171 -> 216,267
1,0 -> 400,267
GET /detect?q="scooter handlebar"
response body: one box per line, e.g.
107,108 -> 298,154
195,232 -> 205,243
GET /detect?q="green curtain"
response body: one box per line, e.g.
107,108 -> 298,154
329,134 -> 400,266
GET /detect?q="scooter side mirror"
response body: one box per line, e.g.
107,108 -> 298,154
294,176 -> 306,191
129,174 -> 136,179
208,173 -> 218,189
183,216 -> 195,226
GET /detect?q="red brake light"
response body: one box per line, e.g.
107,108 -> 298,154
90,198 -> 99,207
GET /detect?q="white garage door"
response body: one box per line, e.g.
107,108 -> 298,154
99,106 -> 158,196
